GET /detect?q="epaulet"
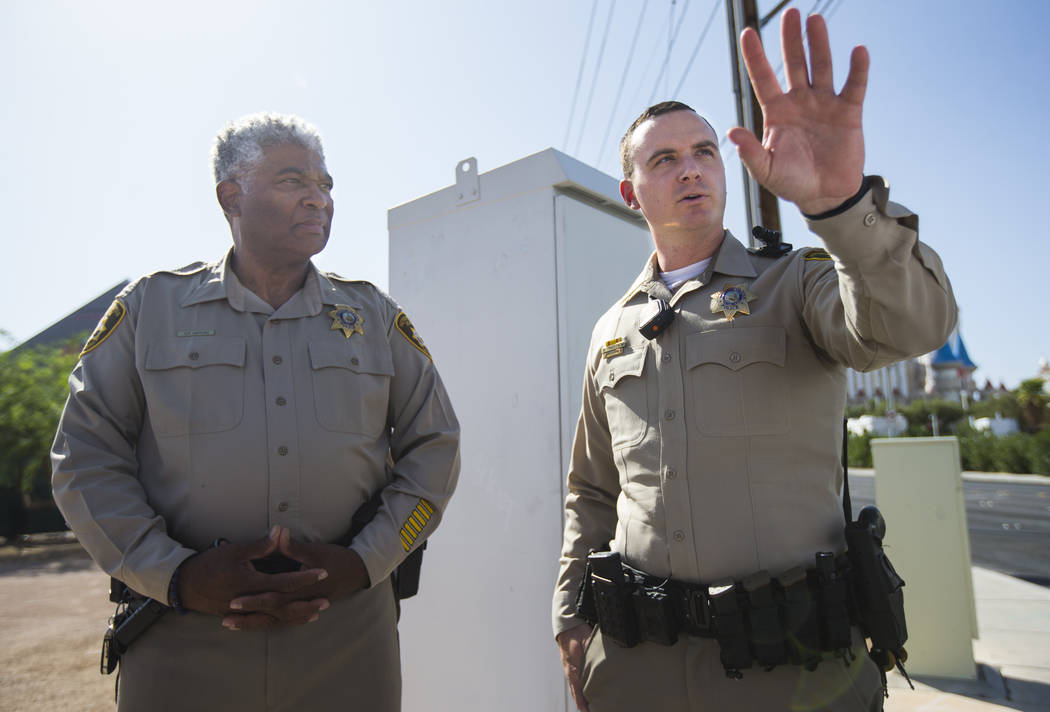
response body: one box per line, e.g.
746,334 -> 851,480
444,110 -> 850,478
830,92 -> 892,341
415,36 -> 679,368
746,226 -> 792,258
154,261 -> 208,276
802,248 -> 832,261
324,271 -> 373,285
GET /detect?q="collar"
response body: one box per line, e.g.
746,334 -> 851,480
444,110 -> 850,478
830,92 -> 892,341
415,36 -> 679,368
620,229 -> 757,305
180,247 -> 331,318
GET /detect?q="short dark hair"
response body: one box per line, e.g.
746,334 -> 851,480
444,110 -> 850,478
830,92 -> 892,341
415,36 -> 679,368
618,101 -> 715,178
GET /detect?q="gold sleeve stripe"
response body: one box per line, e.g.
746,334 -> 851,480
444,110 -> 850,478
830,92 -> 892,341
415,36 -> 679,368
398,498 -> 436,552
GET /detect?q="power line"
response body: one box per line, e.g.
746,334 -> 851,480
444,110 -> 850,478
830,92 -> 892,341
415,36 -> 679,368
772,0 -> 831,84
648,0 -> 693,104
595,0 -> 652,166
671,2 -> 722,96
623,9 -> 672,126
825,0 -> 845,22
573,1 -> 618,156
563,0 -> 599,150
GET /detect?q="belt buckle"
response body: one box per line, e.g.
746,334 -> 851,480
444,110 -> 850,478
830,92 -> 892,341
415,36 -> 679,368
687,589 -> 711,633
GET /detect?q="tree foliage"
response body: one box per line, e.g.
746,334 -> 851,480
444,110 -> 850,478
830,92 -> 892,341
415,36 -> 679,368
897,398 -> 965,436
847,378 -> 1050,475
0,331 -> 82,499
1016,378 -> 1049,433
969,391 -> 1021,421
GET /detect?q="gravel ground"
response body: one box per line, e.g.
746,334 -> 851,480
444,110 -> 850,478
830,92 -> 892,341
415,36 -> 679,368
0,544 -> 115,712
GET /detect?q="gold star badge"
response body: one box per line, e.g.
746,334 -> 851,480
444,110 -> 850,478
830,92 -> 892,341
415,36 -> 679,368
328,305 -> 364,338
710,284 -> 756,322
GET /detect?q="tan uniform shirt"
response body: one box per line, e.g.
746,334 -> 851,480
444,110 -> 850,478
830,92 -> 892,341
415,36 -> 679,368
51,251 -> 460,709
553,177 -> 956,636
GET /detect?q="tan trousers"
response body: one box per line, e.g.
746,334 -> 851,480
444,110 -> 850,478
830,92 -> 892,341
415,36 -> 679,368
581,627 -> 884,712
117,581 -> 400,712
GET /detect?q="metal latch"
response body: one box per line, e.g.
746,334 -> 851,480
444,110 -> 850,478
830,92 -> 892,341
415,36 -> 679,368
455,157 -> 479,206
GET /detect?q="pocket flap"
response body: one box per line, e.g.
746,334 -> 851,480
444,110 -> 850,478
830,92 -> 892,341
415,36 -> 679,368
309,339 -> 394,376
145,337 -> 246,370
685,327 -> 785,372
595,345 -> 647,391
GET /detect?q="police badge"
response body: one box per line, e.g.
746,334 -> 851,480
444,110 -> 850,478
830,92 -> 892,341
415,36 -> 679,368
328,305 -> 364,338
710,284 -> 756,322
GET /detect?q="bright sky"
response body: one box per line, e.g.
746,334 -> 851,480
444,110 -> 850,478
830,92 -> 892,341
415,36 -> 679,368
3,0 -> 1046,388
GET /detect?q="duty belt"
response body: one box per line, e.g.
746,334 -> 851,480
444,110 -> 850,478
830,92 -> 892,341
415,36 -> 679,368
617,563 -> 717,639
575,550 -> 855,678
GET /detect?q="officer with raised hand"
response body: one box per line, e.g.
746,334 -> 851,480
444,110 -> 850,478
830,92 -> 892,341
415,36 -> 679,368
53,112 -> 460,711
553,10 -> 955,711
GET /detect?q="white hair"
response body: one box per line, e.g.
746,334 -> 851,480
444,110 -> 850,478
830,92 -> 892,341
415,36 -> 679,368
211,112 -> 325,185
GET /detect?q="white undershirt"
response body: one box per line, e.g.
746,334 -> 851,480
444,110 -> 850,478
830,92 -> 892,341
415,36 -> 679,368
659,257 -> 712,292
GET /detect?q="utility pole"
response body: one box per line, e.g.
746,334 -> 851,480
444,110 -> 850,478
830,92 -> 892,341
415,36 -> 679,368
726,0 -> 788,244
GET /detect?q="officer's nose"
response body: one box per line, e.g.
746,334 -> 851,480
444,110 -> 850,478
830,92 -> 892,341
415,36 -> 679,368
679,156 -> 702,182
303,182 -> 329,209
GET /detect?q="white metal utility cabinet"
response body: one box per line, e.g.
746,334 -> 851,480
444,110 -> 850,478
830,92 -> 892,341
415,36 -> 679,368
389,149 -> 652,711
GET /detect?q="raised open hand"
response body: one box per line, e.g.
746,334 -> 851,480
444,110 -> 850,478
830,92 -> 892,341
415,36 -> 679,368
727,8 -> 868,215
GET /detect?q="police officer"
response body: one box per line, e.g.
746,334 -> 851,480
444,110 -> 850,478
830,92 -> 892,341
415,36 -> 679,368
553,10 -> 955,711
52,113 -> 460,711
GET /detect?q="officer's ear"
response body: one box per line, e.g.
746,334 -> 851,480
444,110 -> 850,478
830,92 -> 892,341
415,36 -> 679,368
216,180 -> 242,219
620,179 -> 640,211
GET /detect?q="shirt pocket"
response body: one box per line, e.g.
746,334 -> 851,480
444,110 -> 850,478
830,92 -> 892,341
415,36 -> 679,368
309,339 -> 394,436
594,345 -> 650,450
685,326 -> 789,436
143,337 -> 246,436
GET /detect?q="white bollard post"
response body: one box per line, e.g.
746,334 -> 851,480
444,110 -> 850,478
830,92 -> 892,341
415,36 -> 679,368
870,436 -> 978,679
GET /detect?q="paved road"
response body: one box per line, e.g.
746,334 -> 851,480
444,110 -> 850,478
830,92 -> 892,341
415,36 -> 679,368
849,473 -> 1050,586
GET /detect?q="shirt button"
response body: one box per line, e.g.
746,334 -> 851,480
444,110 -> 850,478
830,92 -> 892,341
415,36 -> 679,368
673,530 -> 685,542
666,467 -> 677,480
609,372 -> 616,381
278,502 -> 289,512
729,352 -> 741,363
662,353 -> 672,362
863,212 -> 877,227
188,352 -> 199,361
272,355 -> 283,365
277,446 -> 288,456
276,396 -> 287,406
664,409 -> 675,421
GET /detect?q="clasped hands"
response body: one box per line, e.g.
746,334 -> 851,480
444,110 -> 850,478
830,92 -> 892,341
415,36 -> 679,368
176,525 -> 370,631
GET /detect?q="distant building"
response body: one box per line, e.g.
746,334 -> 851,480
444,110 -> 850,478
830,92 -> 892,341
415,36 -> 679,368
14,281 -> 128,351
922,327 -> 977,399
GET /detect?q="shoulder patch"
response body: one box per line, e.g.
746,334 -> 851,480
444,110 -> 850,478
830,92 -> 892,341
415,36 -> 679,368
803,248 -> 832,261
81,299 -> 127,356
395,311 -> 431,361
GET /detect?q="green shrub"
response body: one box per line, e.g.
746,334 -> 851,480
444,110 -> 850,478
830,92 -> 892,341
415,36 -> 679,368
0,333 -> 82,500
898,398 -> 965,436
954,422 -> 1049,474
846,432 -> 874,468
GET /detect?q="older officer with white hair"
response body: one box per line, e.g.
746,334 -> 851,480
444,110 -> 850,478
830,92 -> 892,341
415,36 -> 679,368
52,112 -> 460,711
